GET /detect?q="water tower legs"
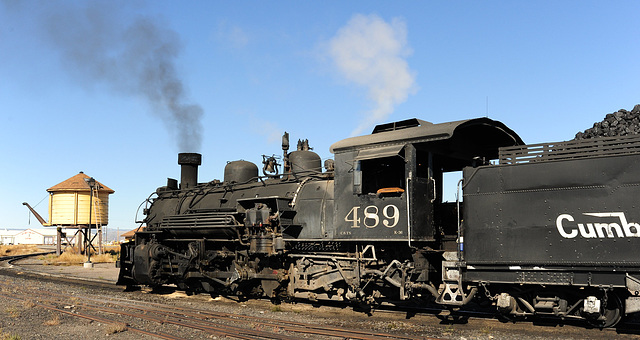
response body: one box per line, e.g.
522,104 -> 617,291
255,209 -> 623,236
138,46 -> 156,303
56,227 -> 62,256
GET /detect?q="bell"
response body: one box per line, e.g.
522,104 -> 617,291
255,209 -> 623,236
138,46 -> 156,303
264,162 -> 275,173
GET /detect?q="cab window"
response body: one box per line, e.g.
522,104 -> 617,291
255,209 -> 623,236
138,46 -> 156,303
358,156 -> 405,194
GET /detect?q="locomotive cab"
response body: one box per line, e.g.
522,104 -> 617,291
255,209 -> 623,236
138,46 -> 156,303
330,118 -> 523,247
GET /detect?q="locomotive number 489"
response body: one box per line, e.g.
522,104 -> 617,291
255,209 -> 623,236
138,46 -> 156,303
344,204 -> 401,229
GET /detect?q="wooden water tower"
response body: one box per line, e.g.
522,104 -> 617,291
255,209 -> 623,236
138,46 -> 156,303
23,172 -> 114,256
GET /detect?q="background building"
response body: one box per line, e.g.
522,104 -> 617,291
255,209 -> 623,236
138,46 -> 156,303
0,228 -> 65,245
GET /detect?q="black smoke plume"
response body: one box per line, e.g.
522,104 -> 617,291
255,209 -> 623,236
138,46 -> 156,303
41,2 -> 203,152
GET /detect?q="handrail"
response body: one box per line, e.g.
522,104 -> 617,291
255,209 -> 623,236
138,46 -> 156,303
499,134 -> 640,165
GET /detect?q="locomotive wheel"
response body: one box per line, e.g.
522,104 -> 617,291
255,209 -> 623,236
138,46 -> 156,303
587,293 -> 622,328
601,293 -> 622,328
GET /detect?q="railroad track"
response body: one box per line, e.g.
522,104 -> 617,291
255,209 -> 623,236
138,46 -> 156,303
0,251 -> 55,264
2,252 -> 638,339
0,252 -> 437,339
0,278 -> 436,340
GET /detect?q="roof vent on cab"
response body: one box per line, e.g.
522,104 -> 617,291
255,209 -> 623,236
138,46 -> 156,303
372,118 -> 433,134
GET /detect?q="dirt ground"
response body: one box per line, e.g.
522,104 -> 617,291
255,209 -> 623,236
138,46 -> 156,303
0,259 -> 639,340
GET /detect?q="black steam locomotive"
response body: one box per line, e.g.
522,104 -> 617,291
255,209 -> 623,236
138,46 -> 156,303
117,117 -> 640,327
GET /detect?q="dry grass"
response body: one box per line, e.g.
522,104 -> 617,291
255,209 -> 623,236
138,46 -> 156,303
21,300 -> 36,309
105,323 -> 128,334
40,248 -> 118,266
43,313 -> 61,326
0,330 -> 21,340
5,307 -> 20,318
0,245 -> 39,256
270,305 -> 283,312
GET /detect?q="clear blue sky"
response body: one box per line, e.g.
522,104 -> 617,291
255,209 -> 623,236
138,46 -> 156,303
1,1 -> 638,231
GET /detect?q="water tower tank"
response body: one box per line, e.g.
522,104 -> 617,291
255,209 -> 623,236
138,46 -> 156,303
47,172 -> 114,226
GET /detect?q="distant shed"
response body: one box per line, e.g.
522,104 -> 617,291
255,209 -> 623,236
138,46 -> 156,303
0,229 -> 20,245
121,227 -> 144,241
14,228 -> 59,245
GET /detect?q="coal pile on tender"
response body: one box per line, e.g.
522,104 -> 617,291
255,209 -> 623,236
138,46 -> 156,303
575,104 -> 640,139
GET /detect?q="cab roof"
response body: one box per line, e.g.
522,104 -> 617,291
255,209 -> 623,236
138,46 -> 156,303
330,118 -> 524,155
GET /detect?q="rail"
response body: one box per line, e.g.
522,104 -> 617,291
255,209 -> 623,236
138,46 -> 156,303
0,276 -> 434,340
499,134 -> 640,165
0,251 -> 56,263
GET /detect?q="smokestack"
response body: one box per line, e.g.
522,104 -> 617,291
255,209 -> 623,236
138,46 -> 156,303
178,153 -> 201,189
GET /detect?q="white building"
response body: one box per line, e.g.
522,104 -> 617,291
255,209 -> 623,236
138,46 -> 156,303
0,229 -> 20,245
0,228 -> 60,245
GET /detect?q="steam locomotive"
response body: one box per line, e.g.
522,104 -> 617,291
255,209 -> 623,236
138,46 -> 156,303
117,117 -> 640,328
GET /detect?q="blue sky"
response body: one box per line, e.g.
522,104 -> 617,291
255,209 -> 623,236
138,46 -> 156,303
1,1 -> 638,231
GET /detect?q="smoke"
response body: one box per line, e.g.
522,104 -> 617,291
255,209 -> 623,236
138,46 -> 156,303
327,14 -> 417,136
40,2 -> 203,152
